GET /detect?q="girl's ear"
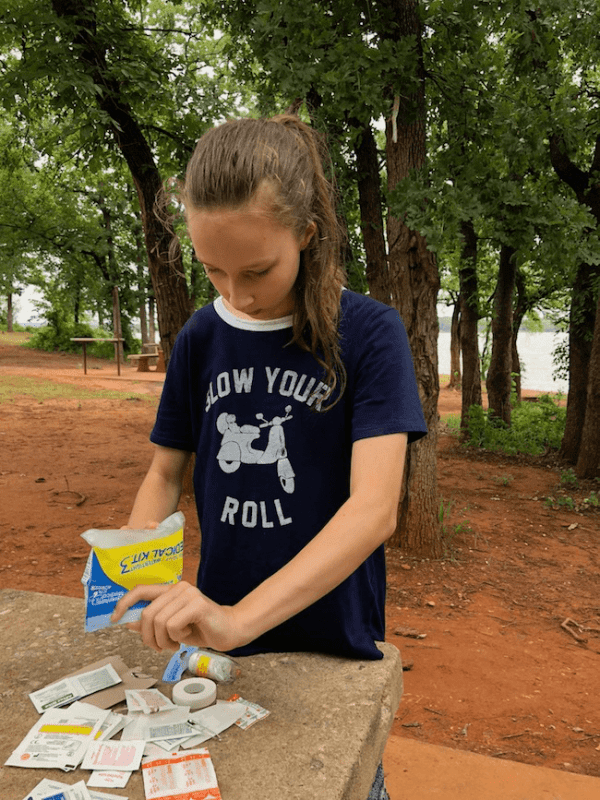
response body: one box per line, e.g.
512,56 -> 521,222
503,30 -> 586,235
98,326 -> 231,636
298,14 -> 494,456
300,221 -> 317,250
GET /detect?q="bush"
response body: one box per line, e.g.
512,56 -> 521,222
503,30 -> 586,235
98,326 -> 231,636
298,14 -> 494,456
0,322 -> 31,333
24,320 -> 129,358
25,319 -> 92,353
465,395 -> 566,455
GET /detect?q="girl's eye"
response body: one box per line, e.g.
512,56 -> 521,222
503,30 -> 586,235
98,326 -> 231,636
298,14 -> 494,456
244,268 -> 271,280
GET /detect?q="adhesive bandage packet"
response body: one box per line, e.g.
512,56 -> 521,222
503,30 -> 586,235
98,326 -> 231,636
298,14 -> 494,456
141,748 -> 221,800
81,511 -> 184,632
124,688 -> 177,715
227,694 -> 271,730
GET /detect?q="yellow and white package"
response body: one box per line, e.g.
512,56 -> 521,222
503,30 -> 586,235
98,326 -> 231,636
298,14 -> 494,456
81,511 -> 184,633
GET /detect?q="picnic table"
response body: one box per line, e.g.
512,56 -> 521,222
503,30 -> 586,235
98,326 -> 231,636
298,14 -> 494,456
71,337 -> 125,376
0,589 -> 403,800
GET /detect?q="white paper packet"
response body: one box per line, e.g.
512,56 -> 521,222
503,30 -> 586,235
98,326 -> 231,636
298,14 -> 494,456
29,664 -> 122,713
181,701 -> 245,748
121,706 -> 196,744
68,702 -> 127,743
22,779 -> 92,800
6,706 -> 109,771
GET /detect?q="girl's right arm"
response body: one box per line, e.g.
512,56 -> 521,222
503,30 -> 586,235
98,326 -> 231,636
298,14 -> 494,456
127,445 -> 192,528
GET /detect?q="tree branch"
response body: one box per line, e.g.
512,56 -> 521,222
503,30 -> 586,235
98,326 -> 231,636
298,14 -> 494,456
590,134 -> 600,178
549,133 -> 589,196
143,124 -> 195,155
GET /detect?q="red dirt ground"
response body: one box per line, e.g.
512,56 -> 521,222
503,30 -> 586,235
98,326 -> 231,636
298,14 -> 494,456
1,333 -> 599,789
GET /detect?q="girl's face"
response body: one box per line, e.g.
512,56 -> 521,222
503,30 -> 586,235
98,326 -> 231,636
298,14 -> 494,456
187,204 -> 315,321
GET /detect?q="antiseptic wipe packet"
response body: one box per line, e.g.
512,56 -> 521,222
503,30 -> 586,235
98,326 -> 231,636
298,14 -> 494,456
81,511 -> 184,632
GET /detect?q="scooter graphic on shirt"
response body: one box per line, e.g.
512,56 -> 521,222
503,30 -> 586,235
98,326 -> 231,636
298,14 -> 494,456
215,406 -> 295,493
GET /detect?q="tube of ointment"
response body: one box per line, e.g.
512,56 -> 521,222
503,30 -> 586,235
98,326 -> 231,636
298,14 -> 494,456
81,511 -> 184,632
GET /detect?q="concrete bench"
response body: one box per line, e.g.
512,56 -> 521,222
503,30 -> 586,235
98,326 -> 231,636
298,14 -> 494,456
128,353 -> 158,372
0,589 -> 402,799
128,348 -> 166,373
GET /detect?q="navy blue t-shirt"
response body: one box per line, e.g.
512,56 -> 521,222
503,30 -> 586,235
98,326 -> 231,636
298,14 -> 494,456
151,290 -> 427,659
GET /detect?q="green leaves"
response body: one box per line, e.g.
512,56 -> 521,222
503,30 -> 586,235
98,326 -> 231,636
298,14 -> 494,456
2,0 -> 600,337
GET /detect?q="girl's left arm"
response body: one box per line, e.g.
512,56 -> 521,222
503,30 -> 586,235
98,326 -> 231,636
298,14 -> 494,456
112,433 -> 407,652
233,432 -> 408,642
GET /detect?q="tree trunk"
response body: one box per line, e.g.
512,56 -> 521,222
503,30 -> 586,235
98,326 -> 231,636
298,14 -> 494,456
7,293 -> 13,332
50,0 -> 192,362
354,123 -> 389,305
149,297 -> 157,344
576,288 -> 600,478
112,287 -> 123,361
486,244 -> 517,425
138,274 -> 149,346
511,269 -> 527,403
561,262 -> 597,462
549,133 -> 600,463
448,300 -> 461,389
458,219 -> 482,436
510,333 -> 521,401
74,287 -> 80,325
381,0 -> 442,558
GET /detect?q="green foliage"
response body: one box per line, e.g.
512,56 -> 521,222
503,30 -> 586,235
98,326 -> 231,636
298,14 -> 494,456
440,413 -> 461,437
560,468 -> 579,489
26,319 -> 88,354
550,325 -> 570,382
438,497 -> 474,559
544,486 -> 600,512
465,395 -> 566,455
1,0 -> 600,391
544,494 -> 575,511
583,491 -> 599,508
24,318 -> 136,359
1,0 -> 247,334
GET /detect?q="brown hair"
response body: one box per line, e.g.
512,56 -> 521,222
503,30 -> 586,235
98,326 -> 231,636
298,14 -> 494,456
181,115 -> 347,409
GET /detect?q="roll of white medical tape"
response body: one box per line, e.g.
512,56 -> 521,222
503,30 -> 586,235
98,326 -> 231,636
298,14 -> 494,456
172,678 -> 217,711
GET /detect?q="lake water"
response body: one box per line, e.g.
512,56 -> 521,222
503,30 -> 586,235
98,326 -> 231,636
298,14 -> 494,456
437,330 -> 569,394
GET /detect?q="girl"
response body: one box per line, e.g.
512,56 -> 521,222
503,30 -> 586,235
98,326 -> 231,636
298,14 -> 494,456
112,115 -> 427,799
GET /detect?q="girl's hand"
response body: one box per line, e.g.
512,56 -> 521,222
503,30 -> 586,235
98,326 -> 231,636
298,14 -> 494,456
110,582 -> 246,653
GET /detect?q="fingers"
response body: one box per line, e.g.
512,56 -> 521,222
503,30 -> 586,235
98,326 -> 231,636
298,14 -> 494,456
113,582 -> 207,653
111,583 -> 170,623
111,581 -> 241,653
138,583 -> 201,652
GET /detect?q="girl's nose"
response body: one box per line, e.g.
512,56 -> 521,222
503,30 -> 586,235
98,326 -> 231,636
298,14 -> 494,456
228,282 -> 254,310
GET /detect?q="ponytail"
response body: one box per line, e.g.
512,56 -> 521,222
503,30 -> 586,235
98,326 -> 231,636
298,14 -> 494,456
269,115 -> 347,409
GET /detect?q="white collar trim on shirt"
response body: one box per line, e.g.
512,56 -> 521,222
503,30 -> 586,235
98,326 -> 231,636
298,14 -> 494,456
213,296 -> 293,331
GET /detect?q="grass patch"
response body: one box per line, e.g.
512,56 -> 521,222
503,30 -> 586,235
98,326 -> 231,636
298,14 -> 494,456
440,413 -> 461,435
0,375 -> 157,404
0,331 -> 30,344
